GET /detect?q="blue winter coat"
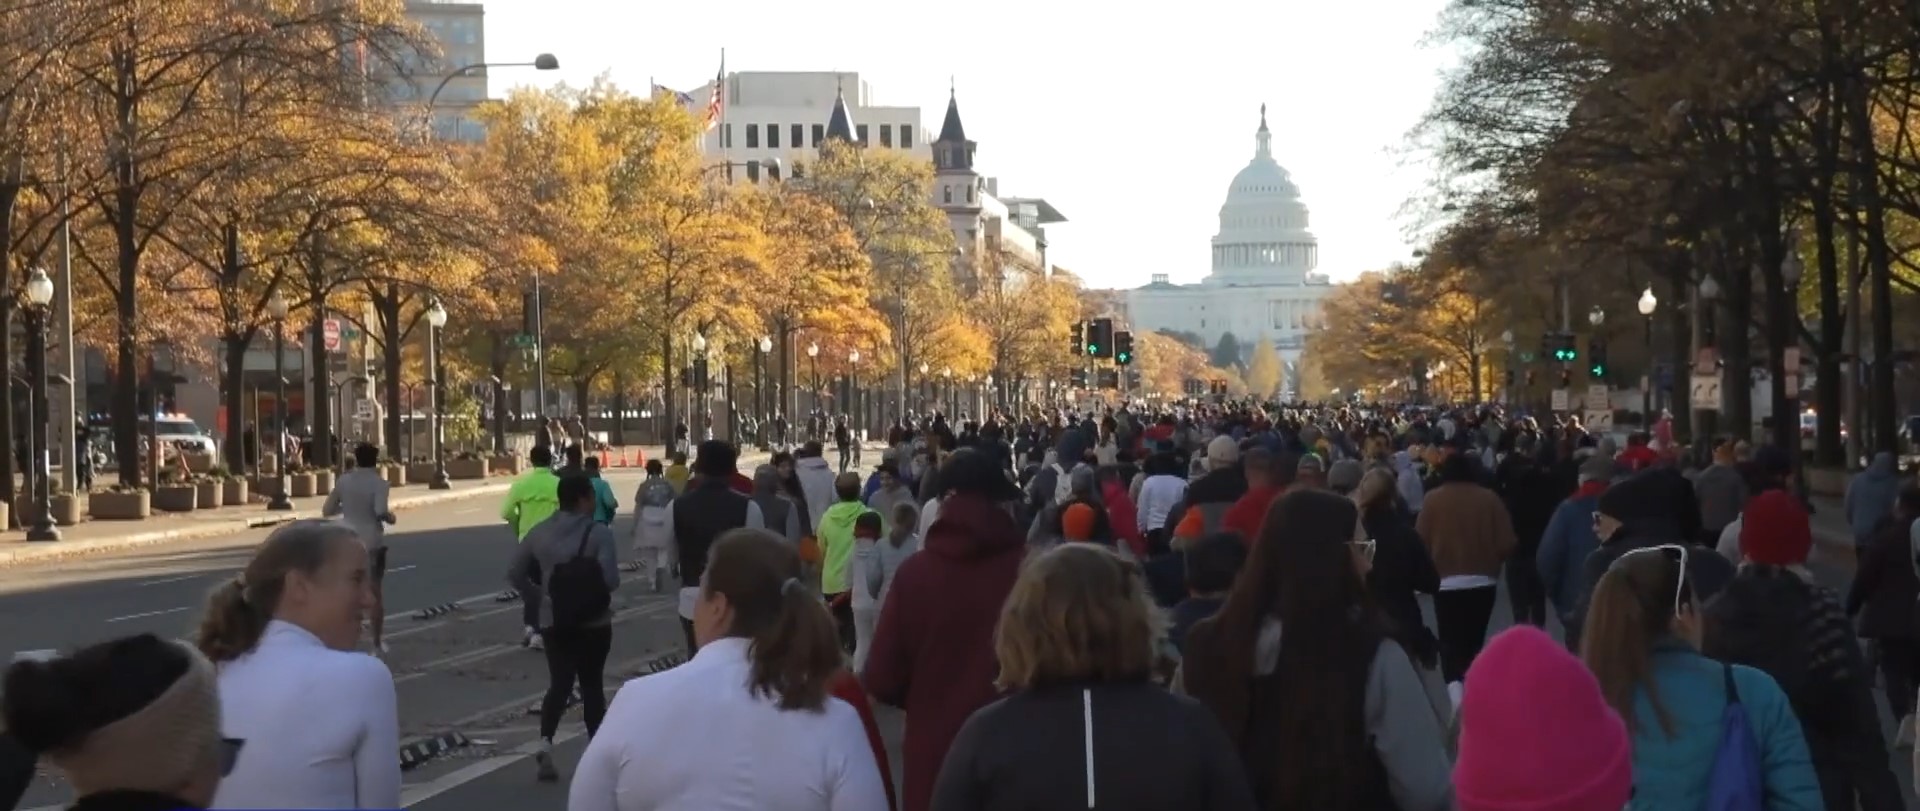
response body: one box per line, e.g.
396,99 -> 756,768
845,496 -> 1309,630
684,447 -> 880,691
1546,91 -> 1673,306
1537,491 -> 1603,624
1626,642 -> 1822,811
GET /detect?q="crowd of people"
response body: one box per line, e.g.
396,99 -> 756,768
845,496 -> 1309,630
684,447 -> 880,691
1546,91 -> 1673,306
5,399 -> 1920,811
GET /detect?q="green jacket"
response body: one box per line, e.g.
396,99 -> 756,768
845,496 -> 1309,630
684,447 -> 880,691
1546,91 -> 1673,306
502,467 -> 561,541
817,501 -> 872,595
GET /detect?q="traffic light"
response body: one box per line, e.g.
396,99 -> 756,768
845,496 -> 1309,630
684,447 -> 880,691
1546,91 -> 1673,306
1070,322 -> 1086,356
1552,333 -> 1578,363
1588,338 -> 1608,378
1559,368 -> 1572,387
1098,369 -> 1120,389
1114,331 -> 1135,365
1071,368 -> 1090,388
1088,318 -> 1114,359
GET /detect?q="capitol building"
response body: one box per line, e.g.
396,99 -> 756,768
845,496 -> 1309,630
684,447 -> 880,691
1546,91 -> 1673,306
1121,106 -> 1331,370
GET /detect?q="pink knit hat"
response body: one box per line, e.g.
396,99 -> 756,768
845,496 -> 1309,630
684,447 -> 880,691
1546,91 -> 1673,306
1455,626 -> 1633,811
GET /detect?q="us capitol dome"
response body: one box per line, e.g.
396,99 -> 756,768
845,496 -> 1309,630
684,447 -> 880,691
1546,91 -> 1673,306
1122,105 -> 1331,369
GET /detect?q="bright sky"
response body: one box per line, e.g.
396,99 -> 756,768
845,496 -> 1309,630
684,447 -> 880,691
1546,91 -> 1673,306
479,0 -> 1456,290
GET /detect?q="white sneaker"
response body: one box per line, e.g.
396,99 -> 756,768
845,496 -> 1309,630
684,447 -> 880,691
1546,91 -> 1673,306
1897,714 -> 1914,748
526,632 -> 544,651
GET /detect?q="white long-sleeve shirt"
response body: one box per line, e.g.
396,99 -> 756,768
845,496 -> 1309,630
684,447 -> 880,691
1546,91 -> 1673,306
568,637 -> 888,811
323,468 -> 392,549
1136,475 -> 1188,533
212,621 -> 400,810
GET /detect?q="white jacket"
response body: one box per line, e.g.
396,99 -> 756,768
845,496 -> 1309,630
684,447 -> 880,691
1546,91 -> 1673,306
795,456 -> 837,535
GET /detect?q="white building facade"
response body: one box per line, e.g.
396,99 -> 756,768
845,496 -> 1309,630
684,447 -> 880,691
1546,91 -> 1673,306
1123,106 -> 1331,371
386,0 -> 489,141
690,71 -> 928,182
928,88 -> 1062,274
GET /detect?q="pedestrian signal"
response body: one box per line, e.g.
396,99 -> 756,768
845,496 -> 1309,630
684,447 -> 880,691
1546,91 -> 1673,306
1114,331 -> 1134,365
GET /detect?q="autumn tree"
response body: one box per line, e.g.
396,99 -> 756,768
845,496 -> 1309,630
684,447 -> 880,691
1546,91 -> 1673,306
1244,338 -> 1284,399
744,183 -> 882,421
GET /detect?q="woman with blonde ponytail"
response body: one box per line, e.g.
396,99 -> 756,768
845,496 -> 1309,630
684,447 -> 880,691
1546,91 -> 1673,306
195,519 -> 399,810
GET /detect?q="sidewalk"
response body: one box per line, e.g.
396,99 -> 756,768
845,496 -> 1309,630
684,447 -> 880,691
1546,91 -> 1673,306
0,478 -> 519,569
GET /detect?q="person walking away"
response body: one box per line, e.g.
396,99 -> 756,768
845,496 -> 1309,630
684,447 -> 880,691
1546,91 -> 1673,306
1693,438 -> 1747,547
503,444 -> 563,649
843,512 -> 889,668
567,529 -> 889,811
1162,436 -> 1249,544
583,456 -> 618,526
1394,450 -> 1426,516
663,451 -> 690,495
1847,452 -> 1903,550
750,463 -> 804,545
1134,452 -> 1188,553
1327,458 -> 1364,497
1579,544 -> 1822,809
1717,445 -> 1795,563
322,443 -> 396,654
665,441 -> 766,656
1415,453 -> 1518,685
509,473 -> 621,783
1453,626 -> 1632,811
1354,468 -> 1443,708
867,462 -> 916,530
818,473 -> 872,653
1702,491 -> 1904,809
3,634 -> 230,811
1220,447 -> 1291,541
862,448 -> 1027,811
194,519 -> 401,809
1097,466 -> 1146,558
1494,438 -> 1557,627
1577,471 -> 1736,637
795,441 -> 838,534
1848,485 -> 1920,747
835,419 -> 854,473
857,502 -> 922,674
630,460 -> 676,592
1536,454 -> 1613,650
930,543 -> 1256,811
1179,489 -> 1455,811
1167,532 -> 1247,654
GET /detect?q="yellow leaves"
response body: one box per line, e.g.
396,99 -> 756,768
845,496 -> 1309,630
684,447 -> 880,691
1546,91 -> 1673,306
1244,338 -> 1285,399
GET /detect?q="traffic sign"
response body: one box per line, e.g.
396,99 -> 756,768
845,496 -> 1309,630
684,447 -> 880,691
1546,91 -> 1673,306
1585,409 -> 1614,432
1690,374 -> 1722,411
323,318 -> 342,352
1550,389 -> 1570,412
1694,348 -> 1718,376
354,400 -> 374,418
1586,384 -> 1609,410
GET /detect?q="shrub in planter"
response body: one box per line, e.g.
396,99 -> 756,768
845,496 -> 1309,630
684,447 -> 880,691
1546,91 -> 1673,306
91,486 -> 151,520
152,481 -> 198,513
192,475 -> 223,509
488,454 -> 523,475
407,461 -> 438,484
287,467 -> 318,498
447,451 -> 487,480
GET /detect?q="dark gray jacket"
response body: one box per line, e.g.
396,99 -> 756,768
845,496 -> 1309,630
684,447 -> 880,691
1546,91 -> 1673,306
508,510 -> 620,628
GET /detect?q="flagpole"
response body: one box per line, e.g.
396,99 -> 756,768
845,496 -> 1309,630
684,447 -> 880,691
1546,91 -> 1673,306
717,48 -> 727,161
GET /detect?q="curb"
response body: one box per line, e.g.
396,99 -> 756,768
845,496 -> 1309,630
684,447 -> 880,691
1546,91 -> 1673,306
412,601 -> 464,620
399,731 -> 472,771
0,482 -> 513,569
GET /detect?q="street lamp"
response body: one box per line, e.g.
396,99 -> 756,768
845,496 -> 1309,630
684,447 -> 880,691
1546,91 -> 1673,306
1588,305 -> 1605,327
426,299 -> 450,490
1637,286 -> 1658,423
805,342 -> 820,423
265,289 -> 293,510
848,350 -> 861,435
756,335 -> 772,430
425,55 -> 561,130
1699,275 -> 1721,347
22,268 -> 57,540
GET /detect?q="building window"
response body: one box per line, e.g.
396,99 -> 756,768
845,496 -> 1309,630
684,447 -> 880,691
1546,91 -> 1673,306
811,124 -> 824,146
722,123 -> 732,149
943,186 -> 952,203
901,126 -> 913,149
767,124 -> 779,149
879,125 -> 893,148
856,124 -> 868,144
966,185 -> 974,203
791,124 -> 804,148
745,125 -> 759,148
747,161 -> 761,182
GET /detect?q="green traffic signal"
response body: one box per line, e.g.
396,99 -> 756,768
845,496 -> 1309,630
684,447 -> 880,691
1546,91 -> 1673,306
1590,363 -> 1606,377
1087,344 -> 1100,354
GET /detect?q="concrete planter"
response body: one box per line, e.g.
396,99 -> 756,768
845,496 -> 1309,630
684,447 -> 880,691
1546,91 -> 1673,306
221,479 -> 249,506
1807,467 -> 1849,499
488,456 -> 523,476
52,494 -> 83,526
408,463 -> 438,484
288,473 -> 317,499
383,466 -> 407,487
17,495 -> 85,527
91,490 -> 151,520
153,485 -> 198,513
252,475 -> 283,498
314,470 -> 335,496
194,480 -> 224,510
447,458 -> 488,480
184,453 -> 215,474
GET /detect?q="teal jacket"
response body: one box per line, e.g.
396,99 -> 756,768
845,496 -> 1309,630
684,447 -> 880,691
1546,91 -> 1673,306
1626,642 -> 1823,810
589,475 -> 618,525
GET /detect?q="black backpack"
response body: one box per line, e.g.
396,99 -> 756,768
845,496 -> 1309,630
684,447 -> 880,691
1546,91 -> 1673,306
547,523 -> 612,629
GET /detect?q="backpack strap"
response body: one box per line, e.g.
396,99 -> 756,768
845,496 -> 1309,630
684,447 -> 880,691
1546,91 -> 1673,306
1722,662 -> 1741,705
574,521 -> 595,560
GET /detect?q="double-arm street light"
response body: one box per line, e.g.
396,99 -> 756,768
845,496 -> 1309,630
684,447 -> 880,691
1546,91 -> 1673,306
426,300 -> 450,490
1637,287 -> 1659,423
426,54 -> 560,125
265,289 -> 294,511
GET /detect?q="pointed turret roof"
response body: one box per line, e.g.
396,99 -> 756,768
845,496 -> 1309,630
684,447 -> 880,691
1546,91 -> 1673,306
824,84 -> 856,143
937,82 -> 967,143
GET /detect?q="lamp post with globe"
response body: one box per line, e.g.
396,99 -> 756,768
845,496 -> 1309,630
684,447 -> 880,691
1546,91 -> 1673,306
265,290 -> 294,511
23,268 -> 60,540
1637,287 -> 1658,424
426,299 -> 450,490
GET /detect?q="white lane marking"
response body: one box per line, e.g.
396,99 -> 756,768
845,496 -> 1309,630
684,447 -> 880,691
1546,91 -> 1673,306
105,606 -> 190,623
399,727 -> 587,807
388,564 -> 418,575
136,573 -> 204,587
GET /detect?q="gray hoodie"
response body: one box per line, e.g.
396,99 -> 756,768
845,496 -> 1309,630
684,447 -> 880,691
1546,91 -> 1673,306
507,510 -> 620,628
1846,452 -> 1902,545
751,466 -> 802,544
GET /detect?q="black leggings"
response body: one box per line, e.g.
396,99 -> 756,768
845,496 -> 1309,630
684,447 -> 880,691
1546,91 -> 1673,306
1433,585 -> 1499,684
539,625 -> 612,740
1879,638 -> 1920,719
1504,553 -> 1548,628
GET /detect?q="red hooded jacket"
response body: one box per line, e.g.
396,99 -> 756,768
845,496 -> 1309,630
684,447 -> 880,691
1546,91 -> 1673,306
1101,480 -> 1146,557
861,492 -> 1025,811
828,671 -> 897,811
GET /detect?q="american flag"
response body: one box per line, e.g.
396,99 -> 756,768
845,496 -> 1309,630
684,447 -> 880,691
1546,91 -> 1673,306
703,63 -> 723,131
652,85 -> 696,107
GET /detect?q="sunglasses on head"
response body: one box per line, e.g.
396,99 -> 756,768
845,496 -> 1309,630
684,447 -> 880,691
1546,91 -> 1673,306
1613,543 -> 1691,617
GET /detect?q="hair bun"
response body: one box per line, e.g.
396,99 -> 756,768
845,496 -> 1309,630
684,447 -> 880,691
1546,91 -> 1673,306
2,658 -> 84,753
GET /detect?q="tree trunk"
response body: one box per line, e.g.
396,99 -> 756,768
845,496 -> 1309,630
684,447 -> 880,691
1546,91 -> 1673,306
1811,172 -> 1845,466
610,370 -> 628,447
1848,74 -> 1898,454
0,176 -> 18,510
381,297 -> 403,458
573,378 -> 591,419
221,332 -> 250,472
307,301 -> 331,468
661,332 -> 675,453
490,331 -> 508,452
